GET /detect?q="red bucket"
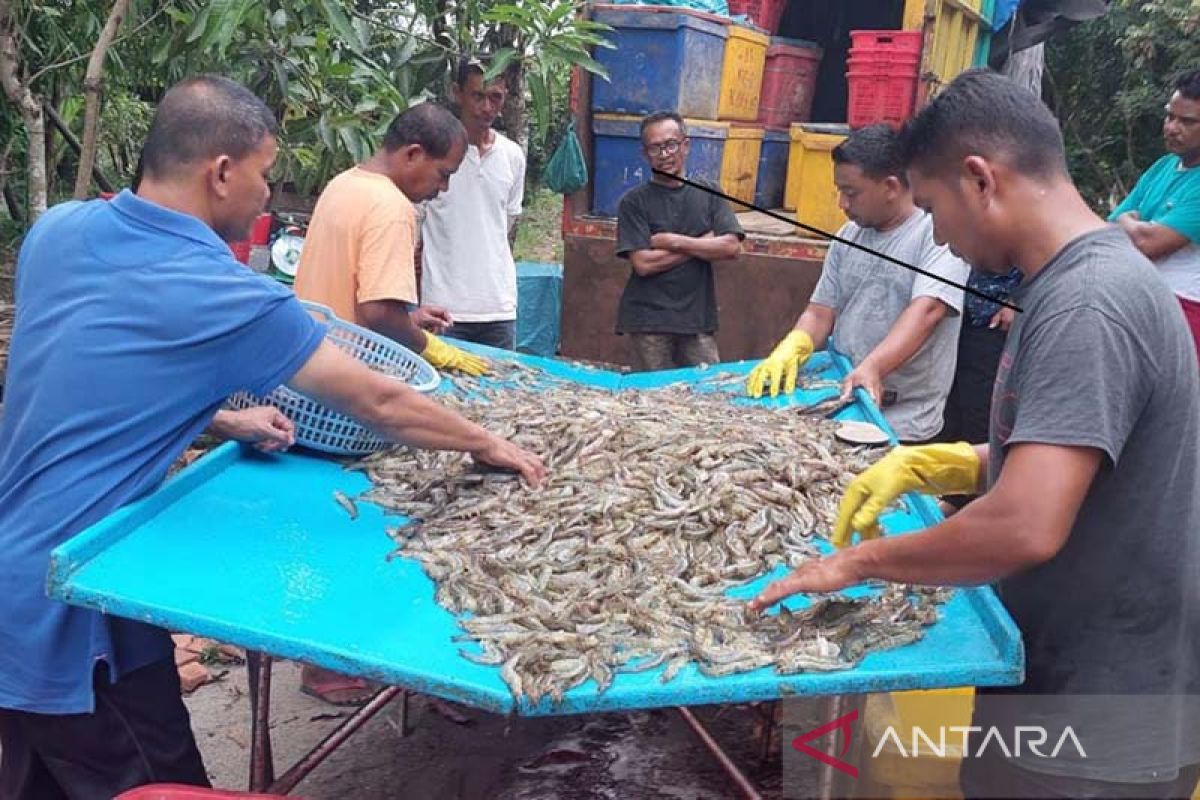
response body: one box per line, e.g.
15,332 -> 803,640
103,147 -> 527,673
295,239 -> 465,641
727,0 -> 787,34
757,38 -> 823,128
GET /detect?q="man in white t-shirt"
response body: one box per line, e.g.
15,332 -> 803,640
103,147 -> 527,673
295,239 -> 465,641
420,57 -> 526,350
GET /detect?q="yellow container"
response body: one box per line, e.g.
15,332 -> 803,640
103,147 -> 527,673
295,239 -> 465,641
859,688 -> 975,800
717,24 -> 769,122
720,124 -> 765,205
785,123 -> 848,235
904,0 -> 985,94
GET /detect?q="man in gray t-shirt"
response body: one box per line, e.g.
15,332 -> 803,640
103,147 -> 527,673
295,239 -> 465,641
751,71 -> 1200,798
747,125 -> 967,443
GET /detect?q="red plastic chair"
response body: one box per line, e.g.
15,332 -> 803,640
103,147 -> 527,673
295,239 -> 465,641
115,785 -> 297,800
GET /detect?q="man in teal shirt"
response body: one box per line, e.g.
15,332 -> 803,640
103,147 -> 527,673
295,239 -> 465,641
1110,68 -> 1200,357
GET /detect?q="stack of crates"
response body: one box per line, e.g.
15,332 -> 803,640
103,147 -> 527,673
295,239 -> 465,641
845,30 -> 923,129
911,0 -> 985,94
785,122 -> 850,235
751,37 -> 823,210
589,5 -> 770,216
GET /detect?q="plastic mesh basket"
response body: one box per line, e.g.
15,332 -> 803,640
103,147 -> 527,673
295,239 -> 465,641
225,301 -> 441,456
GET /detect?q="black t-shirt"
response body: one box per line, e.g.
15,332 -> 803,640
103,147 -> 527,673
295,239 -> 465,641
614,179 -> 744,335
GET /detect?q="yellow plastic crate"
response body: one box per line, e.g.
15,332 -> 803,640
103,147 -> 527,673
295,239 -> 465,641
785,123 -> 848,235
903,0 -> 985,94
859,687 -> 976,800
717,24 -> 769,122
720,124 -> 764,205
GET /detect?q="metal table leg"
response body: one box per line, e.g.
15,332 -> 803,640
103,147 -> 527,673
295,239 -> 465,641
244,653 -> 404,794
677,706 -> 764,800
268,686 -> 403,795
246,650 -> 275,791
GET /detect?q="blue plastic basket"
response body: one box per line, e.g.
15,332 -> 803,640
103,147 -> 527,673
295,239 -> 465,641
225,301 -> 440,456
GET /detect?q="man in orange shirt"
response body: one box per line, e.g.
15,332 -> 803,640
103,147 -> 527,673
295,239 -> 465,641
295,102 -> 487,377
293,103 -> 487,705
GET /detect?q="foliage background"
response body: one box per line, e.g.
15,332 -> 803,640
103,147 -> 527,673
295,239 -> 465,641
0,0 -> 1197,239
0,0 -> 608,222
1044,0 -> 1200,208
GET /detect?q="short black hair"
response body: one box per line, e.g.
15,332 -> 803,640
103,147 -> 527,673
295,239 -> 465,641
901,68 -> 1068,179
456,56 -> 486,87
640,111 -> 686,142
382,103 -> 467,158
141,75 -> 277,178
1175,69 -> 1200,101
832,124 -> 907,185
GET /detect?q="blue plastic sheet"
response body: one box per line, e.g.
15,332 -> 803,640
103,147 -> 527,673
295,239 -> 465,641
48,349 -> 1023,717
609,0 -> 730,17
516,261 -> 563,357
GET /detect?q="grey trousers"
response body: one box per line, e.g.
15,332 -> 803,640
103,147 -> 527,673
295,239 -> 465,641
629,333 -> 720,372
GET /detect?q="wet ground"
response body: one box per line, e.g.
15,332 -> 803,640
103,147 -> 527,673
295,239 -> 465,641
186,659 -> 798,799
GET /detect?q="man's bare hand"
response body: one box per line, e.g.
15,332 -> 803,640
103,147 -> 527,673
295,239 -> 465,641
471,436 -> 548,487
412,305 -> 453,334
649,232 -> 682,252
212,407 -> 295,453
746,551 -> 862,614
841,361 -> 884,408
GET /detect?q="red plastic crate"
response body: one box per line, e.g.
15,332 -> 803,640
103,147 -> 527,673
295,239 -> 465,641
116,785 -> 294,800
728,0 -> 787,34
849,30 -> 923,56
846,57 -> 919,129
757,38 -> 823,128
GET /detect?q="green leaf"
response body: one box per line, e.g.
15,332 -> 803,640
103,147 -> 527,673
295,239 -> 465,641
184,4 -> 212,44
272,61 -> 289,99
317,0 -> 365,53
565,52 -> 609,79
529,71 -> 550,138
271,8 -> 288,30
150,35 -> 174,65
547,2 -> 576,28
395,35 -> 418,65
483,47 -> 520,82
317,115 -> 335,150
337,125 -> 358,158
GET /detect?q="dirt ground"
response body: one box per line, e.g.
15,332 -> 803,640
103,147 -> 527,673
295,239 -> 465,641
184,659 -> 801,799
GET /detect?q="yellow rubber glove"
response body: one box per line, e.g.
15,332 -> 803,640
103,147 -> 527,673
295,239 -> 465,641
831,442 -> 981,549
420,334 -> 489,376
746,330 -> 814,398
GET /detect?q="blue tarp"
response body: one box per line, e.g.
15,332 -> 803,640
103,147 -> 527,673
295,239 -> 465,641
609,0 -> 730,17
48,349 -> 1023,717
516,261 -> 563,357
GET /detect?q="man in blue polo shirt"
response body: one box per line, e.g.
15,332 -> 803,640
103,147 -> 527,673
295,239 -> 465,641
0,75 -> 545,800
1110,68 -> 1200,358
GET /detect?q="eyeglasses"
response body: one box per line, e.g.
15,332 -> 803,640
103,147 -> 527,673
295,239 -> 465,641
644,138 -> 685,158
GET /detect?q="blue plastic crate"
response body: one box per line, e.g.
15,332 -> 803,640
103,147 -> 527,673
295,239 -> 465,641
591,6 -> 728,119
591,114 -> 729,218
753,128 -> 789,209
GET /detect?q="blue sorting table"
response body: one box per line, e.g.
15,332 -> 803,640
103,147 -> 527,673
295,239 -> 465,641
48,347 -> 1023,719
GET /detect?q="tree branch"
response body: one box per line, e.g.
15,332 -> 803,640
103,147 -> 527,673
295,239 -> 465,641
44,101 -> 113,192
0,0 -> 48,217
27,3 -> 168,86
74,0 -> 130,199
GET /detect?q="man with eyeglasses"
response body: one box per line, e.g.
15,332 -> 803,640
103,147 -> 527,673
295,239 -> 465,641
1110,68 -> 1200,358
419,56 -> 526,351
614,111 -> 744,371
